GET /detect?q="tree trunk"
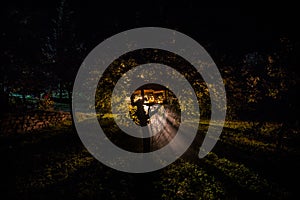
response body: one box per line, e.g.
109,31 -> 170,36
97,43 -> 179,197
59,81 -> 63,101
67,86 -> 76,130
22,93 -> 26,104
143,128 -> 151,152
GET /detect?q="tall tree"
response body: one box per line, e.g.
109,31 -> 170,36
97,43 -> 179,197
41,0 -> 86,109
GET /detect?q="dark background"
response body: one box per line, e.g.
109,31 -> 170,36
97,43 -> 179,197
1,0 -> 299,65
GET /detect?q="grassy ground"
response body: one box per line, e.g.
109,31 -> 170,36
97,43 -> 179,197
0,119 -> 299,199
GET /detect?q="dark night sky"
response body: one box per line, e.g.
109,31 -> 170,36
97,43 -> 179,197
1,0 -> 299,68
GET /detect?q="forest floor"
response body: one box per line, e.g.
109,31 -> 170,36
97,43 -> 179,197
0,118 -> 299,199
